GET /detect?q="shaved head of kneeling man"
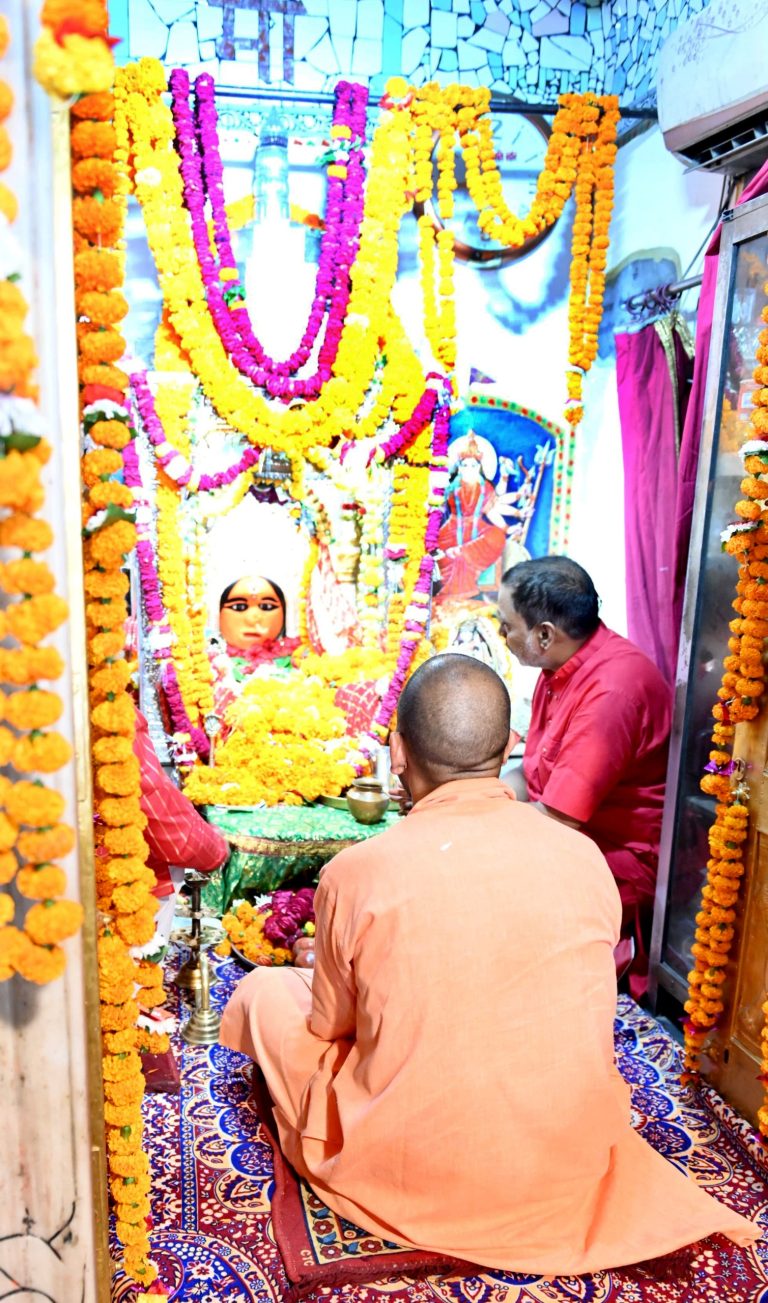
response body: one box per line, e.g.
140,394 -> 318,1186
220,654 -> 756,1274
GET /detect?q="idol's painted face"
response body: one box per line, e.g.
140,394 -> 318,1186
219,577 -> 284,651
497,586 -> 550,669
459,457 -> 483,485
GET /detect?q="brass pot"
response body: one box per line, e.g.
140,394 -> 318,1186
346,778 -> 389,825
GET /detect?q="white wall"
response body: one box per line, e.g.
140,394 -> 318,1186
569,127 -> 723,634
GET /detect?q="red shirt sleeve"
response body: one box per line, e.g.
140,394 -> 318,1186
133,711 -> 229,874
536,689 -> 647,825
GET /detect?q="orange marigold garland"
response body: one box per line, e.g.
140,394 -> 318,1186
32,13 -> 167,1292
683,288 -> 768,1107
0,11 -> 82,986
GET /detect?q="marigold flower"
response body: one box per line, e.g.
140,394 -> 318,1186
17,823 -> 75,862
71,90 -> 114,121
6,782 -> 66,827
0,180 -> 16,224
16,864 -> 66,899
0,559 -> 55,596
85,598 -> 128,631
70,119 -> 116,159
87,631 -> 124,665
13,731 -> 73,774
82,447 -> 124,486
102,1049 -> 142,1081
115,907 -> 156,947
92,736 -> 133,766
85,575 -> 131,610
25,899 -> 83,946
74,248 -> 122,292
0,513 -> 53,553
88,518 -> 136,567
0,893 -> 14,926
6,594 -> 68,644
13,938 -> 66,984
100,998 -> 140,1032
93,687 -> 135,730
80,362 -> 129,392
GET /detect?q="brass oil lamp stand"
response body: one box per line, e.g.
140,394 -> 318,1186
180,945 -> 221,1046
175,869 -> 218,995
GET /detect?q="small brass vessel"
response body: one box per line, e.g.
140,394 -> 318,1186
346,777 -> 390,825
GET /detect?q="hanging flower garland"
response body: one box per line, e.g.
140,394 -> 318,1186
562,94 -> 619,436
176,70 -> 369,401
0,10 -> 82,986
38,43 -> 168,1295
116,59 -> 423,465
682,278 -> 768,1108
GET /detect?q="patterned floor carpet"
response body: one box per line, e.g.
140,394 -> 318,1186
110,956 -> 768,1302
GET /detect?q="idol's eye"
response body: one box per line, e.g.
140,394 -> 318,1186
224,600 -> 249,613
258,600 -> 280,611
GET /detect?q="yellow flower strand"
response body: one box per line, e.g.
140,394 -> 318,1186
116,59 -> 420,461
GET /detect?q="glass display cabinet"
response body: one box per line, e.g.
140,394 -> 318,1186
650,191 -> 768,1120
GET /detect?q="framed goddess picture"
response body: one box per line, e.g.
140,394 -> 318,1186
434,393 -> 565,611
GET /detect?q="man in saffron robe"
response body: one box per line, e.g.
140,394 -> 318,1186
498,555 -> 671,998
220,655 -> 756,1273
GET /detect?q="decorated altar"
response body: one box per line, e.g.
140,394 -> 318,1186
200,803 -> 400,912
0,3 -> 630,1294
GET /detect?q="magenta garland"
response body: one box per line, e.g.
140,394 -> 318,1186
169,70 -> 369,402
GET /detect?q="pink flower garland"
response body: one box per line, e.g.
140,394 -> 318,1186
170,70 -> 368,402
122,437 -> 211,760
130,370 -> 259,492
195,73 -> 368,396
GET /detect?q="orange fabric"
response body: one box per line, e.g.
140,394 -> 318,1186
220,778 -> 757,1273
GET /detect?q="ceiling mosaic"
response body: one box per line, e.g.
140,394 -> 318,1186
115,0 -> 711,108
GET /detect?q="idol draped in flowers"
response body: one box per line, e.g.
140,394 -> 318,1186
209,575 -> 302,722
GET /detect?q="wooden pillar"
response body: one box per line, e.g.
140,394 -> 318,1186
0,2 -> 109,1296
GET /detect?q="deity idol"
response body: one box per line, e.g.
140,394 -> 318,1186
210,574 -> 302,721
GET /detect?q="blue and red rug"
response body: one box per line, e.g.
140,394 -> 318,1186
111,956 -> 768,1302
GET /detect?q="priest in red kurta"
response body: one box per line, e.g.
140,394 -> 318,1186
220,654 -> 756,1273
499,555 -> 671,997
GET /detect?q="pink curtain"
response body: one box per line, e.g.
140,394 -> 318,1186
672,159 -> 768,655
616,323 -> 694,685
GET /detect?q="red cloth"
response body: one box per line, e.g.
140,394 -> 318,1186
133,710 -> 228,897
523,623 -> 671,909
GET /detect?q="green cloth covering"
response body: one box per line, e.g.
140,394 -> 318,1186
200,803 -> 399,914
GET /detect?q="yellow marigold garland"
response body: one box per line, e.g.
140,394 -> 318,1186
183,676 -> 365,807
0,12 -> 82,986
683,285 -> 768,1109
116,59 -> 422,464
